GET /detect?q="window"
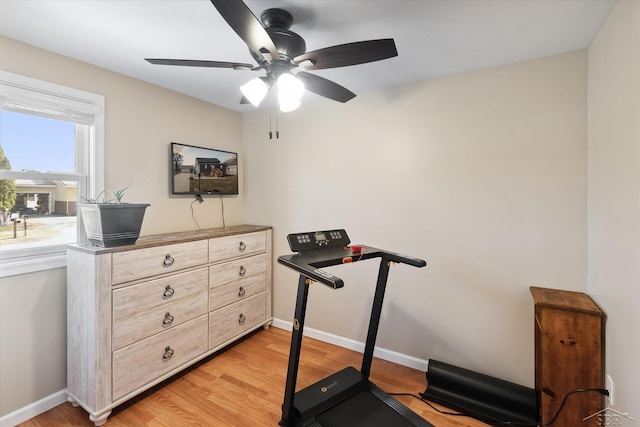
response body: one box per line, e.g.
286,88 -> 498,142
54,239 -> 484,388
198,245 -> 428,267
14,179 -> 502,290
1,111 -> 77,247
0,71 -> 104,277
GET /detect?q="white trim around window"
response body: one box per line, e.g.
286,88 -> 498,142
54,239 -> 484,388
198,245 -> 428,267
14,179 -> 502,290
0,71 -> 104,278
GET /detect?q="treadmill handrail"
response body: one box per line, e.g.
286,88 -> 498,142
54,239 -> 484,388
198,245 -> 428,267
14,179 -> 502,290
277,246 -> 426,288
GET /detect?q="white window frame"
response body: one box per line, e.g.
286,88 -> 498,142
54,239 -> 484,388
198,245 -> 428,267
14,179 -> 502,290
0,71 -> 104,277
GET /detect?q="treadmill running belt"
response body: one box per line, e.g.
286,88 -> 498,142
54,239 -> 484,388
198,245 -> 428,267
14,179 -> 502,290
316,390 -> 417,427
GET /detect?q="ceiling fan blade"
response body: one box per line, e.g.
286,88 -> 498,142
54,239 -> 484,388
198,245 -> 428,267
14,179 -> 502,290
296,72 -> 356,103
145,58 -> 254,70
210,0 -> 278,60
294,39 -> 397,70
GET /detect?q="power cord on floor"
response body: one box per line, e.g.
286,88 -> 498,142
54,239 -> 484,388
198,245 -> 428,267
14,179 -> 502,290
390,388 -> 609,426
502,388 -> 609,427
389,392 -> 469,417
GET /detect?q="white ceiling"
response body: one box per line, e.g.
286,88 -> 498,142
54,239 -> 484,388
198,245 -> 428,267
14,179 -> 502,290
0,0 -> 615,113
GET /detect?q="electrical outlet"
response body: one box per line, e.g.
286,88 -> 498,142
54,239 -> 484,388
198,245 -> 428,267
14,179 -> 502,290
606,374 -> 615,405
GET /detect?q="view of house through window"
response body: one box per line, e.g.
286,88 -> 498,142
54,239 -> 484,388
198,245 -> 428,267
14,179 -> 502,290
0,110 -> 78,250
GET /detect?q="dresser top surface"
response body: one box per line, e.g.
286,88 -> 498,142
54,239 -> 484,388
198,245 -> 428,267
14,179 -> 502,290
68,224 -> 271,254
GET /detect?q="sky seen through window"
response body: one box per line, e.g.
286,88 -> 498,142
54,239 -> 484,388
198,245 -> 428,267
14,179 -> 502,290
0,110 -> 75,172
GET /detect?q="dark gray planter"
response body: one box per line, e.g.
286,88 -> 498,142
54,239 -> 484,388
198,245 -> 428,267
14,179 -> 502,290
79,203 -> 150,247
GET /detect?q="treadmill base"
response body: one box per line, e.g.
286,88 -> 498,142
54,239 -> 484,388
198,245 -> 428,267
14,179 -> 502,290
292,367 -> 434,427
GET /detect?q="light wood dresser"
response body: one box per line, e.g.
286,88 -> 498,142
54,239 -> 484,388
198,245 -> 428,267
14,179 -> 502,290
66,225 -> 272,426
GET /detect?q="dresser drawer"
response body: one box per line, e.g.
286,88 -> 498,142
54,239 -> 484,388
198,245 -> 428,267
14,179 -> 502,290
209,231 -> 266,263
209,253 -> 267,286
112,240 -> 209,285
210,273 -> 266,311
112,315 -> 208,400
209,293 -> 267,349
113,268 -> 208,350
113,268 -> 208,320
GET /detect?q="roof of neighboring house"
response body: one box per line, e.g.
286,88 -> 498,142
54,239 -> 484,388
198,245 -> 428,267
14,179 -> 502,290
195,157 -> 221,164
14,179 -> 77,188
15,179 -> 57,187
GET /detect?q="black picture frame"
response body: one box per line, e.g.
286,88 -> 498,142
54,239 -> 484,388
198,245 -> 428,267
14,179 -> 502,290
170,142 -> 239,196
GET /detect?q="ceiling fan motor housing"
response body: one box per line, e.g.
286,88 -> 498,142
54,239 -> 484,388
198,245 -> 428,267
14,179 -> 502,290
260,8 -> 293,29
251,8 -> 306,64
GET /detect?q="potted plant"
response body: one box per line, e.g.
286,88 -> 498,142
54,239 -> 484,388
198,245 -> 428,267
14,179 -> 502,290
79,185 -> 150,247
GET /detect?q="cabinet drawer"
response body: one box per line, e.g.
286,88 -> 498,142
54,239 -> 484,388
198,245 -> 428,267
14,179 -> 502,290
210,273 -> 266,311
112,240 -> 209,285
113,268 -> 208,320
112,315 -> 208,400
113,269 -> 208,350
209,293 -> 267,349
209,253 -> 267,287
209,231 -> 266,263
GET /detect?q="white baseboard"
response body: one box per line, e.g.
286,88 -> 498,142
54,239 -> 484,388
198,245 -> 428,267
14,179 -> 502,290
271,318 -> 428,372
0,389 -> 68,427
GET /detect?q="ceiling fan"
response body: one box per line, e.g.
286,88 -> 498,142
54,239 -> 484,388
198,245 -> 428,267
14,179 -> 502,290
145,0 -> 398,112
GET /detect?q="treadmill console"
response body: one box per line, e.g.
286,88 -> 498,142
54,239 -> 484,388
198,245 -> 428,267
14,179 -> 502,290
287,229 -> 350,253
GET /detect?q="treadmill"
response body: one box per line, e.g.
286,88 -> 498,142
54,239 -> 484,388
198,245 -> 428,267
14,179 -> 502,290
278,229 -> 433,427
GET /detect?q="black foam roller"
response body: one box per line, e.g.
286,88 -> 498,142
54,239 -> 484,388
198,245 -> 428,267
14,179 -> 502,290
420,359 -> 539,424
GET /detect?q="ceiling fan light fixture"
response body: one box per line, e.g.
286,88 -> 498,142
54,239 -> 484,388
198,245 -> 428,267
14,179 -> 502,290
277,73 -> 304,112
278,94 -> 301,112
277,73 -> 304,99
240,77 -> 269,106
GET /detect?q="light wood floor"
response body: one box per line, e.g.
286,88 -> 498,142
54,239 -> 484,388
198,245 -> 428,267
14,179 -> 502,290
19,327 -> 489,427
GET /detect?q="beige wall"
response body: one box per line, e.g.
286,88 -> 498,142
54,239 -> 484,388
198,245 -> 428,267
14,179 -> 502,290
0,36 -> 244,417
0,269 -> 67,416
588,0 -> 640,420
243,50 -> 588,386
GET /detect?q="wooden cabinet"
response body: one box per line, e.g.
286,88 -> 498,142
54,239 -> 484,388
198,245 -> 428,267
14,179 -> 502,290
67,225 -> 272,426
530,286 -> 605,426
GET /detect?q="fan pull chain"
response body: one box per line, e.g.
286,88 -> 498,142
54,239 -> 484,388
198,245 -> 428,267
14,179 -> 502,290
268,105 -> 280,140
267,89 -> 280,140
